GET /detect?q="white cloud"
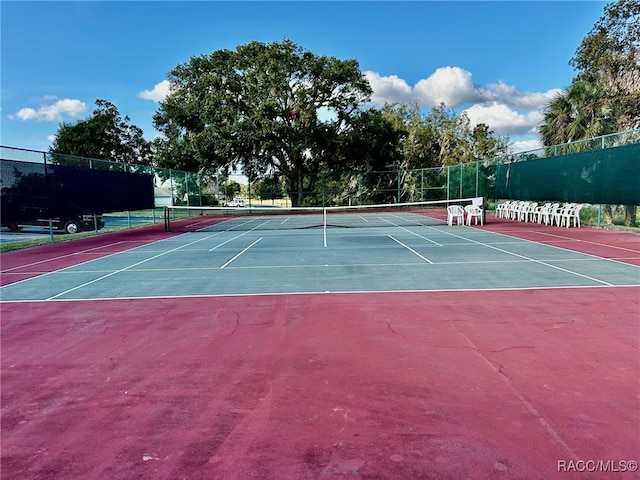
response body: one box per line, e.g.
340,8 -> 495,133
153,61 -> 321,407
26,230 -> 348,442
414,67 -> 492,107
365,66 -> 560,144
138,80 -> 173,102
366,72 -> 414,105
509,138 -> 543,154
464,102 -> 544,136
488,81 -> 562,110
13,98 -> 87,121
367,66 -> 492,109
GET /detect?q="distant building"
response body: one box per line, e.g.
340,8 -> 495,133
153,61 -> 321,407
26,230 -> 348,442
154,187 -> 173,207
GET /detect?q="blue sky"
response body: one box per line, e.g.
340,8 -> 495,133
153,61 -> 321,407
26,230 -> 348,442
2,1 -> 608,155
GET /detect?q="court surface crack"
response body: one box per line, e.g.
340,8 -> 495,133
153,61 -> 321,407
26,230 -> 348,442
226,312 -> 240,336
449,321 -> 579,461
386,322 -> 406,339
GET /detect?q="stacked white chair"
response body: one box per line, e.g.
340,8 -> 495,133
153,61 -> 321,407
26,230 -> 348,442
522,202 -> 538,222
511,201 -> 526,221
495,200 -> 583,228
559,203 -> 583,228
533,203 -> 552,224
552,203 -> 573,226
495,201 -> 512,218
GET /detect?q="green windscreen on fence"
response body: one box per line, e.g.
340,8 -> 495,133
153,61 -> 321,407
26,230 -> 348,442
1,159 -> 155,224
495,143 -> 640,204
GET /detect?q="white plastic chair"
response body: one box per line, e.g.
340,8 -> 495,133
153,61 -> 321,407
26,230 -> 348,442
553,204 -> 573,227
464,204 -> 483,225
495,201 -> 511,218
521,202 -> 538,222
533,203 -> 552,224
447,205 -> 465,226
545,203 -> 561,225
509,201 -> 524,220
559,204 -> 583,228
515,201 -> 530,221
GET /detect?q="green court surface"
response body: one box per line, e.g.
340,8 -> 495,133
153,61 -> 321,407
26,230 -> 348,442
2,220 -> 638,302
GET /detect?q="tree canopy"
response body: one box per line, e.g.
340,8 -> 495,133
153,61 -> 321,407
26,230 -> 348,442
50,99 -> 152,164
570,0 -> 640,131
539,0 -> 639,225
381,103 -> 508,169
540,0 -> 639,147
153,40 -> 374,205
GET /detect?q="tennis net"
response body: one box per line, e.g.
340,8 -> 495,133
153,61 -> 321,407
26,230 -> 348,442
163,198 -> 481,233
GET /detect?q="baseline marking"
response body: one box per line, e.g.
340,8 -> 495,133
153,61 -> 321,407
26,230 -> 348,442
4,284 -> 637,304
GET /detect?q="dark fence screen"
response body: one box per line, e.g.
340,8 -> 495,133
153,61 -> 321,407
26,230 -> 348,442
495,143 -> 640,204
1,159 -> 154,224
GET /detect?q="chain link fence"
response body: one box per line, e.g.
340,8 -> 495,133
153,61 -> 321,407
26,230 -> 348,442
2,128 -> 638,241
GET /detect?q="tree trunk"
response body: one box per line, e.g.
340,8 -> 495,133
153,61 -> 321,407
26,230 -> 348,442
603,204 -> 614,224
286,165 -> 305,207
624,204 -> 637,227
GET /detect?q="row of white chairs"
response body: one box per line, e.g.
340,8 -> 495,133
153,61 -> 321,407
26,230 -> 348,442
495,200 -> 583,228
447,205 -> 484,226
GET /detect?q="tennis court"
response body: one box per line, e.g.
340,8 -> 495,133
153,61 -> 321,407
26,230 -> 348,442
1,206 -> 639,479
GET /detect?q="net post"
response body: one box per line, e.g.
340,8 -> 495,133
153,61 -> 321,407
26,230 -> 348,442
164,206 -> 171,232
323,207 -> 327,248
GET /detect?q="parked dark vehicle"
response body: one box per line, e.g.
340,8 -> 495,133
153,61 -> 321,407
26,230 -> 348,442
1,194 -> 105,234
4,214 -> 105,234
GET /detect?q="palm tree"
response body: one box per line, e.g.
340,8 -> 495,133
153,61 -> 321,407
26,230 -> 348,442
538,79 -> 622,224
540,80 -> 613,150
539,91 -> 575,151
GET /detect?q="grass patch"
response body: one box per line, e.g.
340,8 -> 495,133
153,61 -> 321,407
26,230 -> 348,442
1,238 -> 53,253
0,223 -> 156,253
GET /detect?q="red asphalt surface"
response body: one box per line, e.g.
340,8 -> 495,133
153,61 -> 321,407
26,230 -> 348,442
1,217 -> 639,479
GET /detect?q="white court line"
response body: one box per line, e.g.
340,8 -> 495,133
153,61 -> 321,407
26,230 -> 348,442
476,226 -> 640,271
380,216 -> 442,246
4,283 -> 637,304
210,216 -> 263,232
44,232 -> 227,300
44,254 -> 624,274
209,221 -> 269,251
220,238 -> 262,269
426,225 -> 618,286
527,229 -> 640,254
0,237 -> 188,291
388,235 -> 433,263
0,241 -> 130,273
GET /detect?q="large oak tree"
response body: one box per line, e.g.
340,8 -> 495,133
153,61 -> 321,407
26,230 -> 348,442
153,40 -> 374,206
